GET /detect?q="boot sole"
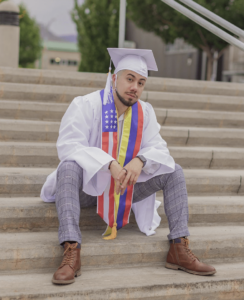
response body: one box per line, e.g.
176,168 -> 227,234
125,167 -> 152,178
52,269 -> 82,285
165,262 -> 216,276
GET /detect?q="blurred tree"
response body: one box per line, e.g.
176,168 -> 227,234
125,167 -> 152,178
71,0 -> 119,73
0,0 -> 42,68
127,0 -> 244,80
18,4 -> 42,68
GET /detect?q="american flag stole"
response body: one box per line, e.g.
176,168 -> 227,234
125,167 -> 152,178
97,89 -> 144,235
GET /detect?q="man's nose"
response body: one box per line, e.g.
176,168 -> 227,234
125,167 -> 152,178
130,81 -> 138,91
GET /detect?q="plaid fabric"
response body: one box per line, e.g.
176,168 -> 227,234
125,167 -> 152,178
55,161 -> 190,245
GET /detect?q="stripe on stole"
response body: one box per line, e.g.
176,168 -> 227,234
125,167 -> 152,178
103,180 -> 111,225
112,131 -> 117,159
107,130 -> 117,227
118,102 -> 144,229
123,103 -> 144,226
117,104 -> 138,229
97,194 -> 104,219
116,107 -> 132,229
108,178 -> 115,227
133,102 -> 143,157
123,185 -> 133,227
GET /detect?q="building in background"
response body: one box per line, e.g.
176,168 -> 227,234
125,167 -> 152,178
35,24 -> 80,72
126,20 -> 236,82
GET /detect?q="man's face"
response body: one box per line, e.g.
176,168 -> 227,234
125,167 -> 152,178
113,70 -> 147,107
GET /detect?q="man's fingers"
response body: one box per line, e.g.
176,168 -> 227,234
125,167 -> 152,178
133,174 -> 139,185
115,180 -> 120,195
129,174 -> 137,186
121,171 -> 132,189
117,169 -> 126,181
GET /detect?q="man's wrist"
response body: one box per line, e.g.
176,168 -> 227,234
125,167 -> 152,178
108,160 -> 120,170
136,155 -> 147,168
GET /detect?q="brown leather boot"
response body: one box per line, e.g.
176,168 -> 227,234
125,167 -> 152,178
52,242 -> 81,285
165,237 -> 216,276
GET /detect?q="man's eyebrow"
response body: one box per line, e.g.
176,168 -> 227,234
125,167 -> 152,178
127,73 -> 146,81
127,73 -> 136,78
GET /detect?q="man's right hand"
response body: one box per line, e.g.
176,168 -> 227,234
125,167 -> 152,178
109,160 -> 126,195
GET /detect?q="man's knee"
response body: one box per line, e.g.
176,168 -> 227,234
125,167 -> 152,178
169,164 -> 184,180
57,160 -> 83,178
59,160 -> 82,171
175,164 -> 183,172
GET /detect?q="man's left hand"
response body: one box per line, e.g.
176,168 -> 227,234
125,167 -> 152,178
117,157 -> 144,195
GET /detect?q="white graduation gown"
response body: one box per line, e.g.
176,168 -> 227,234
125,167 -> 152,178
40,90 -> 175,236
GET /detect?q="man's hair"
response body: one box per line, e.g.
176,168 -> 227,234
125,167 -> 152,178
116,70 -> 124,78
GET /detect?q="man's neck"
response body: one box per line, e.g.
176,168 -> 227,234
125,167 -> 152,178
113,90 -> 128,117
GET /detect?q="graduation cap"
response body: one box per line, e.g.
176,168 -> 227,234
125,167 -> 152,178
103,48 -> 158,105
107,48 -> 158,78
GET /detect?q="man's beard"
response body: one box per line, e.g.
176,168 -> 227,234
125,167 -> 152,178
116,89 -> 135,107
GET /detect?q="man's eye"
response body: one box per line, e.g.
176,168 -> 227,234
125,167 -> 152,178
139,82 -> 144,86
128,78 -> 132,81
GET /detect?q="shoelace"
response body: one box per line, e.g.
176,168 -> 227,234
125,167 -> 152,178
59,242 -> 78,270
183,238 -> 199,261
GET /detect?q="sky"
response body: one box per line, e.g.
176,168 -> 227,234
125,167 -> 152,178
12,0 -> 84,36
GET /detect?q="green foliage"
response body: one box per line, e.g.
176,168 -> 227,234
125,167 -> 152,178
71,0 -> 119,73
127,0 -> 244,79
18,4 -> 42,68
127,0 -> 244,52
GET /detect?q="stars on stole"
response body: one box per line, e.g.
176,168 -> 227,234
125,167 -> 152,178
102,107 -> 117,132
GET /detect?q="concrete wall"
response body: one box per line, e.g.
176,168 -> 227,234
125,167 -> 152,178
126,20 -> 198,79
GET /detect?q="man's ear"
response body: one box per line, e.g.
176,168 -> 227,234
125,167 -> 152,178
112,73 -> 116,83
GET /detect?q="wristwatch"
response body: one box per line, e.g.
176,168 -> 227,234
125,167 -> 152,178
136,155 -> 147,168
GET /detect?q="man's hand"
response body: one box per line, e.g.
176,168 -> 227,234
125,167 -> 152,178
109,160 -> 126,195
117,157 -> 143,195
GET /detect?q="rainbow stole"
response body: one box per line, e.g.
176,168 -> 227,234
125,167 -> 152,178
97,89 -> 144,235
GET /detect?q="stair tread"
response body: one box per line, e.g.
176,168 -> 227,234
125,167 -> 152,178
1,141 -> 244,152
1,225 -> 243,245
0,166 -> 243,175
1,195 -> 243,208
2,99 -> 244,117
0,262 -> 243,299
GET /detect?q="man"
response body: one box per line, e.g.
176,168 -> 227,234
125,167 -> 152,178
40,48 -> 216,285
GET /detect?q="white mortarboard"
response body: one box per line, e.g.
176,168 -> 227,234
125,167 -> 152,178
108,48 -> 158,78
103,48 -> 158,105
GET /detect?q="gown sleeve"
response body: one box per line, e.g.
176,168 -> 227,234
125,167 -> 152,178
56,96 -> 113,192
137,102 -> 175,176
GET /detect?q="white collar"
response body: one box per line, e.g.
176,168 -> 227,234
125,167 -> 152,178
118,113 -> 124,121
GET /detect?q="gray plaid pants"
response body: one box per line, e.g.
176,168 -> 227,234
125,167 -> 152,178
56,161 -> 190,245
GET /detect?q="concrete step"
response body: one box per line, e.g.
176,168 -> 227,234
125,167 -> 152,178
1,119 -> 244,148
170,146 -> 244,169
0,83 -> 244,115
3,261 -> 244,300
147,91 -> 244,112
161,126 -> 244,147
0,119 -> 59,142
0,142 -> 243,169
0,261 -> 243,300
0,167 -> 243,197
155,108 -> 244,128
2,66 -> 244,96
1,226 -> 244,272
0,100 -> 68,121
0,82 -> 96,103
0,196 -> 243,233
1,82 -> 244,114
2,100 -> 244,129
0,141 -> 59,168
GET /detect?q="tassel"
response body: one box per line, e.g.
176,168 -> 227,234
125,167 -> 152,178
103,223 -> 117,240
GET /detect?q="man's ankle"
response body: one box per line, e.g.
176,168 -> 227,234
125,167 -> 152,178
61,241 -> 81,249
